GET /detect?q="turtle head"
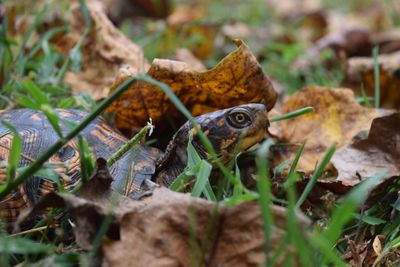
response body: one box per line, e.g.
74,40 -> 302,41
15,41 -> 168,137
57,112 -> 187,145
155,103 -> 269,186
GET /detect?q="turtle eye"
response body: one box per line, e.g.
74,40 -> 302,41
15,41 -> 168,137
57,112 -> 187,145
226,108 -> 252,129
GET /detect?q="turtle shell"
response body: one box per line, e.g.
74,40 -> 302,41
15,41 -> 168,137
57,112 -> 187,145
0,109 -> 160,227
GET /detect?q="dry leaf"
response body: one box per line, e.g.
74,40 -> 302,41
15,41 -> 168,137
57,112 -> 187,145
345,50 -> 400,108
166,3 -> 218,60
173,48 -> 206,72
103,188 -> 310,267
370,29 -> 400,54
62,0 -> 149,100
372,235 -> 383,257
17,161 -> 310,266
343,239 -> 369,267
326,113 -> 399,192
272,87 -> 390,173
107,40 -> 277,131
292,27 -> 372,72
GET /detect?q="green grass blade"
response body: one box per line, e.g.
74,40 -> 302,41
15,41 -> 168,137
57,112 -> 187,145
19,80 -> 64,137
223,192 -> 259,205
0,76 -> 136,199
192,160 -> 212,198
0,236 -> 54,254
15,5 -> 47,66
107,125 -> 151,167
69,0 -> 91,72
296,144 -> 336,209
284,141 -> 313,266
233,154 -> 245,196
25,26 -> 68,61
202,182 -> 216,200
20,80 -> 50,105
255,139 -> 274,259
310,234 -> 348,267
360,83 -> 372,107
169,171 -> 191,192
270,107 -> 314,123
138,74 -> 193,120
40,104 -> 63,138
187,134 -> 202,168
0,121 -> 22,181
372,46 -> 380,108
284,141 -> 306,189
77,135 -> 93,184
324,172 -> 386,245
203,181 -> 217,201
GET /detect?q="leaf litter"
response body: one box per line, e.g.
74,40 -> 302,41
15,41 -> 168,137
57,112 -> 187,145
18,158 -> 310,267
3,0 -> 400,266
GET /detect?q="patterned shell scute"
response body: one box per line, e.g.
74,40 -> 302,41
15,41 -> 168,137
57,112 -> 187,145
0,109 -> 155,226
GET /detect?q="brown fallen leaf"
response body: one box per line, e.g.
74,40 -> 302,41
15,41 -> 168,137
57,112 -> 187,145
325,113 -> 400,193
62,0 -> 149,100
106,39 -> 277,132
103,0 -> 171,23
345,50 -> 400,109
173,48 -> 206,72
370,29 -> 400,54
17,160 -> 310,266
342,239 -> 370,267
292,27 -> 372,73
271,87 -> 390,174
103,188 -> 310,267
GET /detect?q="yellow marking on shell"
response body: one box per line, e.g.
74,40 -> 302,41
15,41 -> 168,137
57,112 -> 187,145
20,183 -> 30,209
98,123 -> 127,143
41,180 -> 57,193
22,129 -> 37,144
0,186 -> 30,225
203,129 -> 210,136
0,164 -> 6,183
133,160 -> 150,171
30,114 -> 42,121
60,142 -> 81,186
0,134 -> 13,162
57,110 -> 74,118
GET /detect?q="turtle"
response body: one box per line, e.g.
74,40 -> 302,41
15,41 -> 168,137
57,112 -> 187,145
0,103 -> 269,228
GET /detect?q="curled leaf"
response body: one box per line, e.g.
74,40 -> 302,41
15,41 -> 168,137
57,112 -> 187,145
106,40 -> 277,131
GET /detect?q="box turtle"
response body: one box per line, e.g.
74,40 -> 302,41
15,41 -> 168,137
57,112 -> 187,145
0,103 -> 269,228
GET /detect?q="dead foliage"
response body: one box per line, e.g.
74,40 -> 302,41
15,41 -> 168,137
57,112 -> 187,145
62,0 -> 149,100
17,159 -> 310,267
345,50 -> 400,108
4,1 -> 400,266
271,86 -> 391,174
323,112 -> 400,194
106,40 -> 277,131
